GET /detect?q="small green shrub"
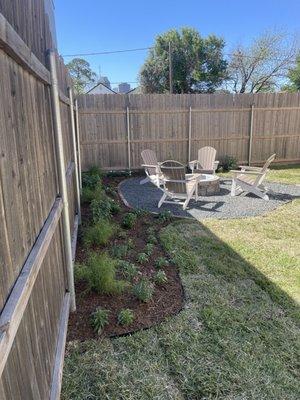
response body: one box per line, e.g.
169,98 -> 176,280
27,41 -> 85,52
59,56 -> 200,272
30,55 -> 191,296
133,208 -> 147,217
118,261 -> 139,281
122,213 -> 137,229
82,220 -> 116,247
155,257 -> 169,269
82,166 -> 102,189
105,186 -> 118,198
81,187 -> 95,204
147,227 -> 156,235
137,252 -> 149,264
133,278 -> 154,302
148,234 -> 158,244
154,270 -> 168,285
91,196 -> 112,222
156,211 -> 172,223
221,155 -> 238,172
91,308 -> 109,334
126,238 -> 135,249
117,309 -> 134,326
118,230 -> 127,239
145,243 -> 154,256
76,253 -> 126,294
110,244 -> 129,259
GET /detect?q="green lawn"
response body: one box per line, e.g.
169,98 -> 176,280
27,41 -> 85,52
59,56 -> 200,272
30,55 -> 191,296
62,167 -> 300,400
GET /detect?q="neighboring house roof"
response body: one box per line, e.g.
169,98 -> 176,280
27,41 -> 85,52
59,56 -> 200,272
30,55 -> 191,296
86,82 -> 118,94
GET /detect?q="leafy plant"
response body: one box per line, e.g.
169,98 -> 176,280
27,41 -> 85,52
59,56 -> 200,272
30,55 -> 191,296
155,257 -> 169,269
122,213 -> 137,229
148,234 -> 158,244
82,220 -> 116,247
117,309 -> 134,326
133,208 -> 147,217
137,252 -> 149,264
81,187 -> 95,204
75,252 -> 126,294
221,155 -> 238,172
91,308 -> 109,334
126,238 -> 135,249
82,166 -> 102,189
154,270 -> 168,285
91,195 -> 112,222
133,278 -> 154,303
110,244 -> 129,259
156,211 -> 173,223
145,243 -> 154,256
105,186 -> 118,198
118,261 -> 139,281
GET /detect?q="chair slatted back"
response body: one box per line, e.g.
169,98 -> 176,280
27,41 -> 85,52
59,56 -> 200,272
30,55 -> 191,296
261,153 -> 276,174
197,146 -> 217,170
160,161 -> 186,194
255,153 -> 276,185
141,149 -> 158,176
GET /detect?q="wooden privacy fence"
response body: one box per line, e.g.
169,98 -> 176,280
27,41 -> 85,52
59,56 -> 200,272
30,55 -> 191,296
78,93 -> 300,171
0,1 -> 80,399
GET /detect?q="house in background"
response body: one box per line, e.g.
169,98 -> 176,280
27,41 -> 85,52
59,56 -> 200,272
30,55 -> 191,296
87,81 -> 118,94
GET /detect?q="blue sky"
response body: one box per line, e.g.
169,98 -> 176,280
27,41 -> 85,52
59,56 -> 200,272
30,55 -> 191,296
55,0 -> 300,88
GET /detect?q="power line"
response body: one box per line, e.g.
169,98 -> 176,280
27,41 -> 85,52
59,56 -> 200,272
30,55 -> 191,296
62,47 -> 153,57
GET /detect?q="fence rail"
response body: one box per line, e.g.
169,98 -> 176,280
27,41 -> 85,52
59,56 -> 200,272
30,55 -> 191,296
78,93 -> 300,170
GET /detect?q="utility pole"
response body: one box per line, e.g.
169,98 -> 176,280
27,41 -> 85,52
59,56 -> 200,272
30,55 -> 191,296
169,41 -> 173,94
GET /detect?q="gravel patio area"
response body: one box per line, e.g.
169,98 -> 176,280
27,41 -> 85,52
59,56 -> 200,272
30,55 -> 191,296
119,177 -> 300,220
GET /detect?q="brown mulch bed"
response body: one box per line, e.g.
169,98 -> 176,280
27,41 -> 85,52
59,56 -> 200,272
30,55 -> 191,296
67,174 -> 184,341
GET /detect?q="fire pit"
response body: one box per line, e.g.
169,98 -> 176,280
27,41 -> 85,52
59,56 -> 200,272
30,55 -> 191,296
196,174 -> 220,196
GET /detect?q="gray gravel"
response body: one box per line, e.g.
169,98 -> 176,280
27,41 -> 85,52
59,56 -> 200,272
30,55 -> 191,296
119,177 -> 300,220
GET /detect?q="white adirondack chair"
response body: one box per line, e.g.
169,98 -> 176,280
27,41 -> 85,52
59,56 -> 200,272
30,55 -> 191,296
189,146 -> 219,174
158,160 -> 199,210
231,154 -> 276,200
140,149 -> 163,187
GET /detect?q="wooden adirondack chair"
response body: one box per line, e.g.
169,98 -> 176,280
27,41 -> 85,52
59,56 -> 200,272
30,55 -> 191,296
231,154 -> 276,200
158,161 -> 199,210
140,149 -> 163,187
189,146 -> 219,174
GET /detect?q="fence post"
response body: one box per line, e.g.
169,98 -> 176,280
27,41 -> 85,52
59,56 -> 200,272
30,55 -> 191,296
188,106 -> 192,163
74,99 -> 82,189
248,104 -> 254,166
126,106 -> 131,173
68,87 -> 81,224
48,50 -> 76,312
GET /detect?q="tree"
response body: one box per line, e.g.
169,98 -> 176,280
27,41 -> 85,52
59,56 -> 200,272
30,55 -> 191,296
227,30 -> 298,93
66,58 -> 97,94
281,56 -> 300,91
139,28 -> 227,94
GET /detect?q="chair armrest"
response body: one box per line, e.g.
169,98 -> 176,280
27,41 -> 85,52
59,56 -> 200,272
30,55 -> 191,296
231,170 -> 264,176
239,165 -> 261,171
142,163 -> 157,168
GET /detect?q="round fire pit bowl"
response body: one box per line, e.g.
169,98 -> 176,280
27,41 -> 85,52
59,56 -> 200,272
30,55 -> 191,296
195,174 -> 220,196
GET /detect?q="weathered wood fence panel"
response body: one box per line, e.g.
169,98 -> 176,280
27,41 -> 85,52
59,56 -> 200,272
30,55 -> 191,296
78,93 -> 300,171
0,1 -> 79,399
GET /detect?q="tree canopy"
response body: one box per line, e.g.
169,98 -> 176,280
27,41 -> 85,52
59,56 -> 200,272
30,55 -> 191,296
66,58 -> 97,94
139,28 -> 227,94
281,56 -> 300,92
227,31 -> 297,93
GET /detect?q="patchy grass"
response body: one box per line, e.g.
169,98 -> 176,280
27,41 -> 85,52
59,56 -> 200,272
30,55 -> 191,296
218,163 -> 300,185
62,169 -> 300,400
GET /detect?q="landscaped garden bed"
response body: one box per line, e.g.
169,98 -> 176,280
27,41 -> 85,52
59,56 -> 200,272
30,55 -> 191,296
67,169 -> 184,341
63,166 -> 300,400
